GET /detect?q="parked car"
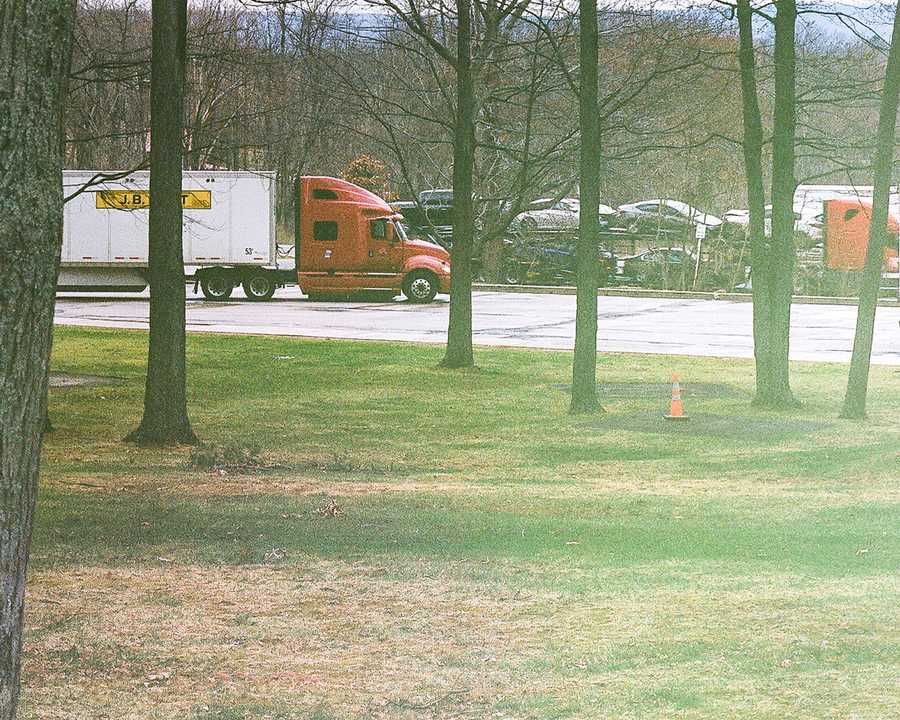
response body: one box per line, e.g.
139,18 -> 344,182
514,197 -> 579,231
616,199 -> 722,237
615,247 -> 695,286
418,188 -> 453,209
393,197 -> 453,242
503,236 -> 616,286
512,197 -> 617,233
722,205 -> 807,240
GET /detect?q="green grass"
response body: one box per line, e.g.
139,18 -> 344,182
23,326 -> 900,719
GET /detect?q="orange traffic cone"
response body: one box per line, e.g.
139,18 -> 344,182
664,372 -> 689,420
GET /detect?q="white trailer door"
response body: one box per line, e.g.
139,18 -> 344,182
183,173 -> 229,263
226,174 -> 272,263
63,174 -> 111,262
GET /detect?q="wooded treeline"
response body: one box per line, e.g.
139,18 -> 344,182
66,0 -> 892,231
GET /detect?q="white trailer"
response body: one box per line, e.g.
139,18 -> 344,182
61,170 -> 290,300
794,184 -> 900,240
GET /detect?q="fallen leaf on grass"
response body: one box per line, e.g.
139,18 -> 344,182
315,498 -> 343,518
144,670 -> 171,685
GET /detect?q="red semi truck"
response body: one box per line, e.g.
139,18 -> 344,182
194,176 -> 452,302
822,198 -> 900,273
293,176 -> 452,302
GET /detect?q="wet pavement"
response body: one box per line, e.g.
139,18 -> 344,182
54,288 -> 900,365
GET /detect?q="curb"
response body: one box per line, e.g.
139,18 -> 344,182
472,284 -> 900,307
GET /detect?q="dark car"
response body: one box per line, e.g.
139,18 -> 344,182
393,197 -> 452,246
503,237 -> 616,287
616,247 -> 694,287
417,189 -> 454,226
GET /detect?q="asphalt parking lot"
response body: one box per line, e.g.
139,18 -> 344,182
54,288 -> 900,365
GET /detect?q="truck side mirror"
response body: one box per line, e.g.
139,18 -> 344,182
387,223 -> 399,243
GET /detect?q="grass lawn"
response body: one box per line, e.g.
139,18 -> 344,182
24,326 -> 900,719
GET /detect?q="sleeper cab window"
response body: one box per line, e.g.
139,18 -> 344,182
312,188 -> 338,200
370,218 -> 388,240
314,220 -> 338,242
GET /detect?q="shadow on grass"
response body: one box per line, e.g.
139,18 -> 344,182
689,440 -> 900,480
32,488 -> 900,578
592,411 -> 833,441
553,382 -> 751,400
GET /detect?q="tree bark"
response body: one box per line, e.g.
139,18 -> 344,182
739,0 -> 798,408
570,0 -> 602,414
125,0 -> 197,445
0,3 -> 76,719
441,0 -> 475,369
841,2 -> 900,419
736,0 -> 773,402
758,0 -> 798,408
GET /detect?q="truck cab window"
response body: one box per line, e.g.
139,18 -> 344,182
314,221 -> 338,241
313,188 -> 338,200
370,218 -> 387,240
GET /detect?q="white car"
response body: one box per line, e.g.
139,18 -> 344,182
513,197 -> 616,232
722,205 -> 814,239
616,199 -> 722,236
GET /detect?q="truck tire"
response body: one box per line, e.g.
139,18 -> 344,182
200,272 -> 233,300
403,270 -> 438,303
242,271 -> 276,301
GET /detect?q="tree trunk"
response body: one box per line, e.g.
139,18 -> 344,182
125,0 -> 197,445
570,0 -> 602,414
736,0 -> 773,404
841,2 -> 900,419
742,0 -> 797,408
441,0 -> 475,369
0,3 -> 76,719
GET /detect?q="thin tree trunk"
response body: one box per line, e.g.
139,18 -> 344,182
441,0 -> 475,369
841,2 -> 900,419
0,3 -> 76,719
570,0 -> 602,414
737,0 -> 776,405
753,0 -> 797,408
125,0 -> 197,445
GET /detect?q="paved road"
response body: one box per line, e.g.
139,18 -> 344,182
54,288 -> 900,365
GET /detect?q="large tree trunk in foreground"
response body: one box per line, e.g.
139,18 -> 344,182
570,0 -> 602,414
0,3 -> 76,718
441,0 -> 475,369
841,2 -> 900,419
742,0 -> 798,408
126,0 -> 197,444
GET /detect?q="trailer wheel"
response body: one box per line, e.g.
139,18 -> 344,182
242,272 -> 276,301
200,273 -> 233,300
403,270 -> 438,303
